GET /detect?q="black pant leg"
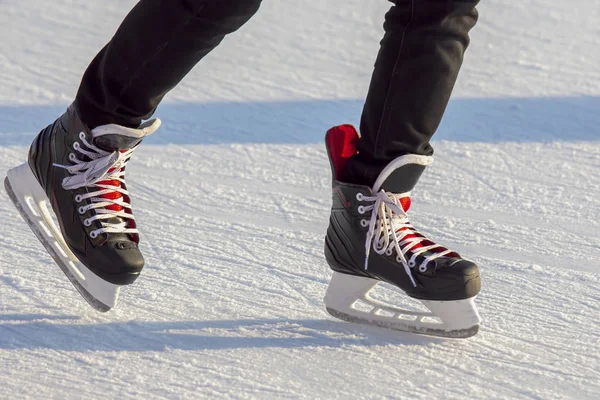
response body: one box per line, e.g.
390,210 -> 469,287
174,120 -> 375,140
344,0 -> 479,186
76,0 -> 262,129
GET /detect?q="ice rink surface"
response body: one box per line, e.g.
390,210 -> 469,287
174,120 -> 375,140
0,1 -> 598,398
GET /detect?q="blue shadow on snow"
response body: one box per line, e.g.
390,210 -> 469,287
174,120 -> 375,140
0,316 -> 446,351
0,96 -> 598,147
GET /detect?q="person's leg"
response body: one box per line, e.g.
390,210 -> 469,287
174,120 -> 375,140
76,0 -> 262,129
5,0 -> 263,310
322,0 -> 482,336
344,0 -> 479,186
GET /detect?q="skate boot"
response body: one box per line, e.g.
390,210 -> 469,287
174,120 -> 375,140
4,103 -> 160,311
323,125 -> 481,338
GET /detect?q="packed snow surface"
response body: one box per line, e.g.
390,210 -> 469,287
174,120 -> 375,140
0,0 -> 598,399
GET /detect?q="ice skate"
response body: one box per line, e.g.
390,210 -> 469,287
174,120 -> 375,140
323,125 -> 481,338
4,103 -> 160,311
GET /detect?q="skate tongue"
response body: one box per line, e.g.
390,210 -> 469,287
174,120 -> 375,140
91,118 -> 161,151
371,154 -> 459,258
88,119 -> 160,244
372,154 -> 434,194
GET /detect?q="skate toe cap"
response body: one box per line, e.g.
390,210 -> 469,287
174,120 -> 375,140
409,258 -> 480,301
85,242 -> 145,285
431,258 -> 481,299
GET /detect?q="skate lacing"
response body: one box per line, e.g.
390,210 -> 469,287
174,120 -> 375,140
357,190 -> 453,287
53,132 -> 138,239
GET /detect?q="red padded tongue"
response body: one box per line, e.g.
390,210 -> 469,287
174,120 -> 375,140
97,175 -> 122,211
394,195 -> 458,257
399,196 -> 411,212
97,150 -> 127,212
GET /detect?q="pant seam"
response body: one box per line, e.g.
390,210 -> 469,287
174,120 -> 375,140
371,0 -> 415,156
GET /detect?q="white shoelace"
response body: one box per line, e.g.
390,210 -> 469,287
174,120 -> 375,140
53,132 -> 138,239
357,190 -> 453,287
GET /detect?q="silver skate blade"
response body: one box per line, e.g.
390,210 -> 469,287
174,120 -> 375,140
324,271 -> 481,339
4,163 -> 119,312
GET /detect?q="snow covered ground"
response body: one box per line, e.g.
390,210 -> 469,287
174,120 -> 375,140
0,0 -> 598,398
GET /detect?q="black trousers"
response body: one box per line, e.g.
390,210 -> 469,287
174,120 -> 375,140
76,0 -> 479,186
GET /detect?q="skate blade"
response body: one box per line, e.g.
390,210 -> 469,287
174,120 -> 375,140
324,271 -> 481,339
4,163 -> 119,312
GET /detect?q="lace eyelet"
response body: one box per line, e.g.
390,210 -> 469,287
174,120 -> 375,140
83,219 -> 91,227
79,132 -> 85,140
74,194 -> 83,203
78,206 -> 86,214
69,153 -> 77,162
357,206 -> 365,214
356,193 -> 363,201
408,259 -> 416,268
419,264 -> 428,273
360,219 -> 368,227
396,256 -> 402,263
73,142 -> 80,150
89,231 -> 98,239
373,243 -> 385,252
385,248 -> 393,256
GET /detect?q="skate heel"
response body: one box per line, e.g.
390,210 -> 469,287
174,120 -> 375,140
324,270 -> 379,312
5,163 -> 119,312
324,271 -> 480,338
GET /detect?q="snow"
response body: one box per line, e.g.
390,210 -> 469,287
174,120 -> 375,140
0,0 -> 598,399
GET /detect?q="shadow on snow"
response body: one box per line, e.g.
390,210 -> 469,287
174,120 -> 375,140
0,315 -> 447,351
0,96 -> 598,147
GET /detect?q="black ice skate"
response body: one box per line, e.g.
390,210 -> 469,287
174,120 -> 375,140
323,125 -> 481,338
4,104 -> 160,311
